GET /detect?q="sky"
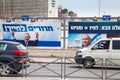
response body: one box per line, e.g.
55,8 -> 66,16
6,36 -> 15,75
58,0 -> 120,17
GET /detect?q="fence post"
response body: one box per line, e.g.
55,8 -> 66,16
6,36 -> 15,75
63,18 -> 67,49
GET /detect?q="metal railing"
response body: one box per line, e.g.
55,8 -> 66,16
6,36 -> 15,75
105,58 -> 120,80
1,57 -> 120,80
0,55 -> 27,77
64,57 -> 103,80
25,56 -> 63,79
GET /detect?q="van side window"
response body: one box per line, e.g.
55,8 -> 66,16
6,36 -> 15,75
112,40 -> 120,49
92,40 -> 110,50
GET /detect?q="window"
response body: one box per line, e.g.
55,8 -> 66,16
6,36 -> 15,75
92,40 -> 110,50
112,40 -> 120,49
17,44 -> 27,50
0,43 -> 7,51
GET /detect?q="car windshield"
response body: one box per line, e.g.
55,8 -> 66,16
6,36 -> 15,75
17,44 -> 27,50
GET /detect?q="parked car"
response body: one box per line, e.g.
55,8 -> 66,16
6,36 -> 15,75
0,41 -> 30,75
75,38 -> 120,68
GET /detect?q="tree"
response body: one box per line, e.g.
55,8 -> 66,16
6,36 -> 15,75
68,11 -> 74,17
61,8 -> 68,14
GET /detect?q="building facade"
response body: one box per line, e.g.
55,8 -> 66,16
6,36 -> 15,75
0,0 -> 58,18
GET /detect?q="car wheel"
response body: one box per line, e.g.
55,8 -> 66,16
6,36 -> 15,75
75,56 -> 82,64
0,62 -> 13,75
83,59 -> 94,68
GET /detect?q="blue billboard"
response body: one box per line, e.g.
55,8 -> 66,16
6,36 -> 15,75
69,22 -> 120,34
68,22 -> 120,47
1,21 -> 61,48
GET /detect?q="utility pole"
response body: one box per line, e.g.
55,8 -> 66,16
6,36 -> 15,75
3,0 -> 6,17
98,0 -> 101,17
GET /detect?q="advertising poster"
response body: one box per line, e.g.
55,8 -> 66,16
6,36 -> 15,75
68,22 -> 120,48
1,20 -> 61,47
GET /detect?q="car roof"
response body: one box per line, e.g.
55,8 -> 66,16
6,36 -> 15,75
111,38 -> 120,40
0,40 -> 20,45
100,38 -> 120,40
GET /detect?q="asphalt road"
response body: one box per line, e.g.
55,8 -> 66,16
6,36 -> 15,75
1,57 -> 120,80
27,63 -> 120,80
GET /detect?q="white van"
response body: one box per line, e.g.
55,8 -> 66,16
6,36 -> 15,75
74,38 -> 120,68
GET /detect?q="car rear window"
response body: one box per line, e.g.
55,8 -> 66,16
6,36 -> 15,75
0,43 -> 7,51
16,44 -> 27,50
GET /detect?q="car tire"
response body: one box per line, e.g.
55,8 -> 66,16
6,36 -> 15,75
0,62 -> 14,75
83,59 -> 94,68
75,56 -> 82,64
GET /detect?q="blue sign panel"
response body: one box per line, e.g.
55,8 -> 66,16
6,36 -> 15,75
69,22 -> 120,33
102,15 -> 111,21
22,15 -> 29,21
2,24 -> 27,32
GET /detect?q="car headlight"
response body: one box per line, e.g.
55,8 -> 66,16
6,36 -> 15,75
76,51 -> 82,56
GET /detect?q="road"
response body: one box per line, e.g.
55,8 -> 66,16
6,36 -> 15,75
26,63 -> 120,80
1,57 -> 120,80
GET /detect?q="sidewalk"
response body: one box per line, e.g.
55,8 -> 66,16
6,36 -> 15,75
0,77 -> 63,80
0,77 -> 99,80
27,48 -> 77,57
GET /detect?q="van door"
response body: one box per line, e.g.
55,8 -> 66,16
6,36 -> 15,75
109,40 -> 120,66
90,40 -> 111,64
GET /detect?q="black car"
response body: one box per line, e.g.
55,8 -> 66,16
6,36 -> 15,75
0,41 -> 30,75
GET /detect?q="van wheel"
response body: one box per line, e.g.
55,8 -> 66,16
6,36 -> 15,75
0,62 -> 13,75
83,59 -> 94,68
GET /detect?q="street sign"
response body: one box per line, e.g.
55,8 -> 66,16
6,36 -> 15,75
102,15 -> 111,21
22,15 -> 29,21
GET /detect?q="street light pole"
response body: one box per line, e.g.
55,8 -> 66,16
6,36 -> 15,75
98,0 -> 101,17
3,0 -> 5,17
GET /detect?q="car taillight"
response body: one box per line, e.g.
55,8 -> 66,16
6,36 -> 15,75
13,50 -> 26,55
